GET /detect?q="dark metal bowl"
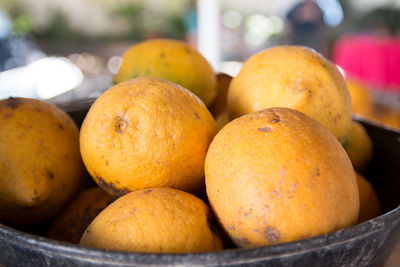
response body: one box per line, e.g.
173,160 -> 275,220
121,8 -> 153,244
1,100 -> 399,267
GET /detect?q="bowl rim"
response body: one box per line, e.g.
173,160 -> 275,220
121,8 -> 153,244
1,205 -> 400,266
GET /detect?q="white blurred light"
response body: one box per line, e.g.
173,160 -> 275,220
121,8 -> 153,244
68,53 -> 85,69
244,14 -> 274,46
197,0 -> 220,70
107,56 -> 122,74
219,61 -> 242,78
317,0 -> 344,27
269,15 -> 284,34
82,53 -> 100,73
68,53 -> 102,73
0,57 -> 83,99
336,64 -> 346,79
244,32 -> 267,47
223,10 -> 243,29
246,14 -> 273,35
34,58 -> 83,98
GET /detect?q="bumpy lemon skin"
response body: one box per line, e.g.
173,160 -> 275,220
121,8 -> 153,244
113,38 -> 217,106
0,97 -> 84,225
228,45 -> 352,144
80,187 -> 223,253
206,107 -> 359,248
80,77 -> 217,196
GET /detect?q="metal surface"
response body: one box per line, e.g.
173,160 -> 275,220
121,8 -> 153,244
0,102 -> 399,267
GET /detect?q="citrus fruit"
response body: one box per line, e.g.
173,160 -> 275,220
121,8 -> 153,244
228,45 -> 352,144
205,107 -> 359,248
47,187 -> 116,243
79,187 -> 223,253
346,79 -> 374,116
80,77 -> 217,195
368,104 -> 400,129
356,173 -> 381,223
113,38 -> 217,106
0,97 -> 84,225
344,121 -> 373,173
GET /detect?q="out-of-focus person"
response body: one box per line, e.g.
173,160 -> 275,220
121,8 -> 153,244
286,0 -> 327,54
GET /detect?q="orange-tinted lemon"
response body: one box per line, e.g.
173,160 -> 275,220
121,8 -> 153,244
206,107 -> 359,248
344,121 -> 373,173
80,77 -> 216,196
113,38 -> 217,106
228,46 -> 352,144
0,97 -> 84,225
356,173 -> 381,223
47,187 -> 116,243
80,187 -> 223,253
346,79 -> 374,116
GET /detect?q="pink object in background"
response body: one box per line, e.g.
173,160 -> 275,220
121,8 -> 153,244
333,34 -> 400,94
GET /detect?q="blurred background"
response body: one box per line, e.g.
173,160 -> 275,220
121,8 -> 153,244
0,0 -> 399,108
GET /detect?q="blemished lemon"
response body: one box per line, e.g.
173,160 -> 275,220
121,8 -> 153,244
356,173 -> 381,223
228,45 -> 352,144
205,107 -> 359,248
47,187 -> 116,243
344,121 -> 373,173
80,77 -> 217,196
0,97 -> 84,225
113,38 -> 217,106
80,187 -> 223,253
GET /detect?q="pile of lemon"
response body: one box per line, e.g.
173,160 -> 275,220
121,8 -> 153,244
0,39 -> 383,253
